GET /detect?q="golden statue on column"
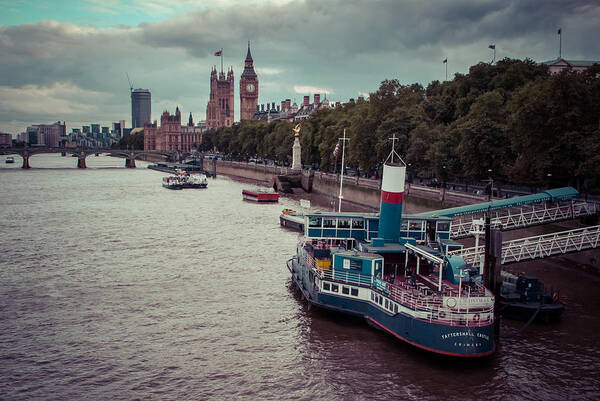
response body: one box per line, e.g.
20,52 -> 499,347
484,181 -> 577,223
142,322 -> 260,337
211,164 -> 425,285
291,124 -> 302,170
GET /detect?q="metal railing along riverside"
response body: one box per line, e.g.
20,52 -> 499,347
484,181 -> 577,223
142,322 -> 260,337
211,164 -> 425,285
449,224 -> 600,266
451,201 -> 600,238
299,248 -> 493,327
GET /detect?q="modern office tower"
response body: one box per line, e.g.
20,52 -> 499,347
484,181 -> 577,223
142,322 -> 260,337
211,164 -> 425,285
131,89 -> 151,128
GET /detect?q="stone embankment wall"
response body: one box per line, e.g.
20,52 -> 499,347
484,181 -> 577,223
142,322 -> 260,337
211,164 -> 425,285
204,158 -> 488,209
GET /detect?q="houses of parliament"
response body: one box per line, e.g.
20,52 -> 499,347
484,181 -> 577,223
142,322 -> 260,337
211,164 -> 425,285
206,42 -> 259,130
143,43 -> 258,151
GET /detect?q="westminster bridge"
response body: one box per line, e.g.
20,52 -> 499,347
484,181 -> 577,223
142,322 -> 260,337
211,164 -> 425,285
0,146 -> 190,168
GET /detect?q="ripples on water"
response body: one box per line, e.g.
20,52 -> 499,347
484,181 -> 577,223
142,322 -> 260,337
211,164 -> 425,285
1,154 -> 599,400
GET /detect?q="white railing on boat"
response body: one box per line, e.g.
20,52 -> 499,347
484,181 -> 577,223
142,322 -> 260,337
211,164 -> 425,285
300,248 -> 493,327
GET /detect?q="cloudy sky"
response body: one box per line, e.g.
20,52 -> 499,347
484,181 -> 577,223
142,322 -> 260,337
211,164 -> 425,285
0,0 -> 598,135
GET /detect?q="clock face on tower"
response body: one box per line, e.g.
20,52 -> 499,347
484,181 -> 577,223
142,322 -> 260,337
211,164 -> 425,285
246,83 -> 255,93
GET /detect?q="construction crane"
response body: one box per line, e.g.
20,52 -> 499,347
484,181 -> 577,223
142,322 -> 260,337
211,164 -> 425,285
126,72 -> 133,93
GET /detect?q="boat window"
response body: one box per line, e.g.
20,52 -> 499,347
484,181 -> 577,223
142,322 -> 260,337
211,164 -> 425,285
338,219 -> 350,228
394,304 -> 398,313
378,296 -> 382,305
309,217 -> 322,228
409,221 -> 422,231
323,282 -> 330,291
371,292 -> 375,301
323,219 -> 336,228
400,221 -> 408,232
351,288 -> 359,296
437,222 -> 450,232
342,286 -> 349,295
332,284 -> 339,293
352,219 -> 364,229
349,259 -> 362,270
385,299 -> 389,309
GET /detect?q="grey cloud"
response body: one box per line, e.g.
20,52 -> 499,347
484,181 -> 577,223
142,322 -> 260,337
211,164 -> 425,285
0,0 -> 598,133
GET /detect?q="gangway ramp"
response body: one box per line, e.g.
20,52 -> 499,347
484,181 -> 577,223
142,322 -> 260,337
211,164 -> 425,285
450,200 -> 599,238
447,225 -> 600,267
414,187 -> 598,239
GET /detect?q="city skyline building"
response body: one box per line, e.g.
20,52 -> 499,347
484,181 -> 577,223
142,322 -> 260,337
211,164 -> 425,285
24,121 -> 66,147
143,107 -> 203,152
131,88 -> 151,128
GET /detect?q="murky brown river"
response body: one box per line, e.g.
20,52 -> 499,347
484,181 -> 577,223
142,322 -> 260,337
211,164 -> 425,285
1,154 -> 599,400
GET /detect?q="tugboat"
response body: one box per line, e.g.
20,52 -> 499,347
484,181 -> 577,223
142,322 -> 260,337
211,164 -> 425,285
287,149 -> 496,358
500,271 -> 564,323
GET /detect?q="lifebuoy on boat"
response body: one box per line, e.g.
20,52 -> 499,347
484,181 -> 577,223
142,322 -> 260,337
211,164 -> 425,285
446,297 -> 457,309
552,292 -> 559,303
473,313 -> 480,322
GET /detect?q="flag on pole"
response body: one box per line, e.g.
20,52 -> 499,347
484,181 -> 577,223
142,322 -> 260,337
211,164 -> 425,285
333,141 -> 340,157
214,50 -> 222,56
557,28 -> 561,35
489,44 -> 495,49
443,58 -> 447,64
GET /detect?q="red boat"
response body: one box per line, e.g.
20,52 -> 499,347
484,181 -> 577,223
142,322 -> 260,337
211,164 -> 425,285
242,189 -> 279,203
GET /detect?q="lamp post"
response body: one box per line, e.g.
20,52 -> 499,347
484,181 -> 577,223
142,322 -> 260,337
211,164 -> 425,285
441,165 -> 447,202
487,169 -> 493,201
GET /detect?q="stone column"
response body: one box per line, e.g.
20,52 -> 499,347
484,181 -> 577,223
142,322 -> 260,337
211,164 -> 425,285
291,124 -> 302,171
22,152 -> 30,169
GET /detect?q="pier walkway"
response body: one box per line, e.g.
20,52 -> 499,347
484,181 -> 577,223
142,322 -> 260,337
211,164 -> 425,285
416,187 -> 599,239
447,224 -> 600,267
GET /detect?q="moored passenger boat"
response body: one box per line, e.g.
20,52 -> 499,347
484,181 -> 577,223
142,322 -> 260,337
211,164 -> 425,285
5,156 -> 15,164
287,157 -> 496,357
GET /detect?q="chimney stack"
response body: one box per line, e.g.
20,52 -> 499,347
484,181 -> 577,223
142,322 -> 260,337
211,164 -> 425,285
314,94 -> 320,105
303,96 -> 310,106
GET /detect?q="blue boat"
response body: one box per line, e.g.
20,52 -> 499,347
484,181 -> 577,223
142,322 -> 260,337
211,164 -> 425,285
287,156 -> 496,358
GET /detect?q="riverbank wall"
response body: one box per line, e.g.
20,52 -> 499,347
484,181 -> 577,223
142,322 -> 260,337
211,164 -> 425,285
202,158 -> 489,210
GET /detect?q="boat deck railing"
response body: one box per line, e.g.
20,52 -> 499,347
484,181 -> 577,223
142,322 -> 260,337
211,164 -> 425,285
300,249 -> 493,327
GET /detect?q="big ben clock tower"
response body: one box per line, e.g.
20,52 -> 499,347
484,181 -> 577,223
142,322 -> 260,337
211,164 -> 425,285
240,41 -> 258,120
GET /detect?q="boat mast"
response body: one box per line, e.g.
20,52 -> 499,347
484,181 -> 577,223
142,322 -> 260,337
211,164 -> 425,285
338,129 -> 349,212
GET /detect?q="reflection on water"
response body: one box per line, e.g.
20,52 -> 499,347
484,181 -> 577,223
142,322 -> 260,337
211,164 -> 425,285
1,154 -> 599,400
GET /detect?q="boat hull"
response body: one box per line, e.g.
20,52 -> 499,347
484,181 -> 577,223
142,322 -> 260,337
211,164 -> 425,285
499,300 -> 564,323
289,258 -> 495,358
162,183 -> 183,190
242,190 -> 278,202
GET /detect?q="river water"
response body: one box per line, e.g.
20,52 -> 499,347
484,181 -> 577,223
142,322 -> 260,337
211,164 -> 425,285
1,154 -> 599,400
